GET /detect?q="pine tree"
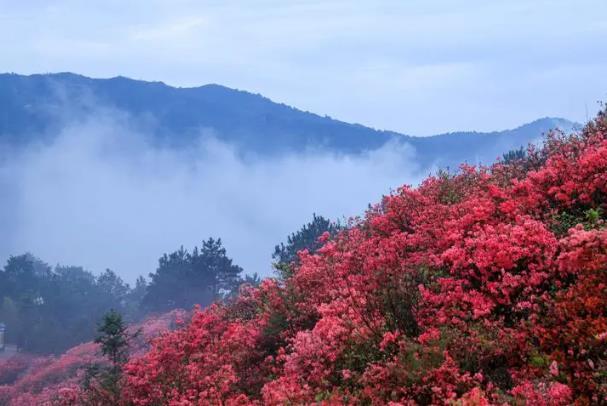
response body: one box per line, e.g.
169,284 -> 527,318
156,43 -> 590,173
143,238 -> 243,312
273,214 -> 341,279
95,309 -> 130,371
88,309 -> 137,404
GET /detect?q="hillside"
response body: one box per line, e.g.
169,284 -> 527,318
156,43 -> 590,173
0,73 -> 577,168
0,310 -> 185,404
0,110 -> 605,405
120,111 -> 607,404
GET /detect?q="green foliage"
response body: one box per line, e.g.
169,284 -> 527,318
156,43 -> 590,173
551,207 -> 604,236
528,351 -> 550,368
551,211 -> 584,236
436,169 -> 463,205
502,147 -> 527,164
338,339 -> 385,376
0,239 -> 246,354
240,272 -> 261,287
89,310 -> 138,404
272,214 -> 341,279
143,238 -> 243,312
585,207 -> 603,224
0,255 -> 137,354
123,276 -> 148,320
95,310 -> 131,368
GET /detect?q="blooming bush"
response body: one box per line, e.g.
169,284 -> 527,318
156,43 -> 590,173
4,111 -> 607,405
0,310 -> 184,405
0,355 -> 32,386
120,111 -> 607,405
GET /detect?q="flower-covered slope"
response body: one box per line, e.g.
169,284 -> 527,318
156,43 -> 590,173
0,310 -> 185,405
122,112 -> 607,405
2,112 -> 606,405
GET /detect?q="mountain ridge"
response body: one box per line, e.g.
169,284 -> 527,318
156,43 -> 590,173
0,72 -> 579,168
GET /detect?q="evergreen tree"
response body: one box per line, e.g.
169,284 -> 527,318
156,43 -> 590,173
0,255 -> 137,354
198,238 -> 243,297
0,255 -> 52,349
96,269 -> 129,305
273,214 -> 341,278
88,309 -> 136,404
95,310 -> 130,370
124,276 -> 148,321
143,238 -> 243,312
241,272 -> 261,287
502,146 -> 527,163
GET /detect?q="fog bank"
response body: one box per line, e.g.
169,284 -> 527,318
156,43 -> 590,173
0,110 -> 426,282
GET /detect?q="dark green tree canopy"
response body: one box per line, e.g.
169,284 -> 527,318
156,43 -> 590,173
502,146 -> 527,163
89,309 -> 137,404
0,255 -> 135,354
95,310 -> 130,367
273,214 -> 341,279
0,240 -> 245,354
143,238 -> 243,312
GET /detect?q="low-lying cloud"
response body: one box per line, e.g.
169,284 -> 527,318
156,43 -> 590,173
0,110 -> 426,283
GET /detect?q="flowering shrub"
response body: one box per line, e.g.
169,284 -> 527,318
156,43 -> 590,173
0,310 -> 184,405
119,111 -> 607,405
4,111 -> 607,405
0,355 -> 32,385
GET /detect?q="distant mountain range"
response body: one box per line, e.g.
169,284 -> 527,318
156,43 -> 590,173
0,72 -> 579,168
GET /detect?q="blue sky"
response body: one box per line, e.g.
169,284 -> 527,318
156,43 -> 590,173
1,0 -> 606,135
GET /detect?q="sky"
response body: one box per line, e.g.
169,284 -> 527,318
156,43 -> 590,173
1,0 -> 606,135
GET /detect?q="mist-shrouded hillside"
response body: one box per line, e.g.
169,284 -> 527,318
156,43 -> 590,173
0,73 -> 577,167
0,72 -> 394,153
0,73 -> 579,283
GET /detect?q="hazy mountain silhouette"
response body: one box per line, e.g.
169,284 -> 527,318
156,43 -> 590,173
0,72 -> 578,168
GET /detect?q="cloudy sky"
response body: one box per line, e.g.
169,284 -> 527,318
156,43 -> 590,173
1,1 -> 607,281
1,0 -> 606,135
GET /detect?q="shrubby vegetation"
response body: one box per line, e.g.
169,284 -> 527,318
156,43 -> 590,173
1,111 -> 606,404
0,310 -> 184,405
0,217 -> 332,404
117,111 -> 607,404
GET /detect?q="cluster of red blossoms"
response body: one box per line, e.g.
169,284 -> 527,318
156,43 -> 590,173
119,112 -> 607,405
